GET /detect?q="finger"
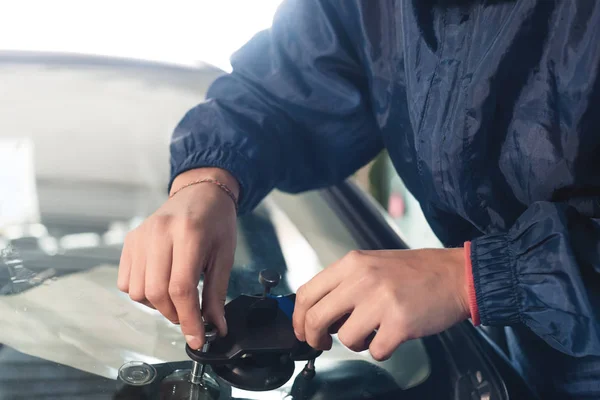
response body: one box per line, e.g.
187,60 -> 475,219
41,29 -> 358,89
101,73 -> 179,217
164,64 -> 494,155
139,299 -> 157,309
304,282 -> 357,350
201,249 -> 233,337
117,235 -> 133,292
145,233 -> 178,323
336,306 -> 380,353
170,233 -> 205,350
293,258 -> 352,341
328,314 -> 349,335
128,234 -> 148,305
368,319 -> 407,362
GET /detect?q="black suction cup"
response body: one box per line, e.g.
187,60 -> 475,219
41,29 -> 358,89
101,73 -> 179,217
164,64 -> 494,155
212,353 -> 295,392
184,269 -> 322,392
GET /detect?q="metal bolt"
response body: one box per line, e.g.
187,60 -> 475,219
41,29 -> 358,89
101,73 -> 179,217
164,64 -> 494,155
301,358 -> 316,380
259,269 -> 280,296
190,362 -> 204,385
190,323 -> 218,385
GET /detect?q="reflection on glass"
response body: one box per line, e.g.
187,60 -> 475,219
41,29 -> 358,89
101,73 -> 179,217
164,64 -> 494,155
160,369 -> 221,400
0,245 -> 56,295
2,223 -> 48,240
59,232 -> 101,249
0,189 -> 431,398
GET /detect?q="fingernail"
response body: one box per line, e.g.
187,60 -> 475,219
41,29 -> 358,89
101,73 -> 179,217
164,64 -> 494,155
294,330 -> 304,341
185,335 -> 203,350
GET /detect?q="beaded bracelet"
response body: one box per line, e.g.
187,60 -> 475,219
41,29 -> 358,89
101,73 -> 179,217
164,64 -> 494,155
169,178 -> 238,212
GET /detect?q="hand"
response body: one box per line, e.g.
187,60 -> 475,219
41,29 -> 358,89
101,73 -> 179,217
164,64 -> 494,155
117,168 -> 239,350
292,248 -> 470,361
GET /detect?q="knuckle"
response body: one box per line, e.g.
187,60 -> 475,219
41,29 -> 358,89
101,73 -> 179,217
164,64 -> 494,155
337,330 -> 358,351
365,263 -> 380,274
158,307 -> 179,323
169,282 -> 196,300
174,218 -> 204,243
349,343 -> 367,353
151,214 -> 172,231
388,304 -> 409,329
305,309 -> 322,330
145,286 -> 167,304
369,344 -> 391,362
295,286 -> 309,307
178,215 -> 200,231
380,282 -> 397,301
117,280 -> 129,293
129,291 -> 146,303
344,250 -> 364,266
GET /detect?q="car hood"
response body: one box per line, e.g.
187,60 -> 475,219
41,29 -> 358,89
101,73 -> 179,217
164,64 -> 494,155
0,192 -> 431,399
0,53 -> 431,399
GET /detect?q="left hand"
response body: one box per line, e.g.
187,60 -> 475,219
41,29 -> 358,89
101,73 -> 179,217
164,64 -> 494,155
292,248 -> 470,361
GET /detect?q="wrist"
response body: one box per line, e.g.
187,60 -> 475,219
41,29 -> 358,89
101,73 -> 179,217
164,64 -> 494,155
171,167 -> 240,198
446,247 -> 471,321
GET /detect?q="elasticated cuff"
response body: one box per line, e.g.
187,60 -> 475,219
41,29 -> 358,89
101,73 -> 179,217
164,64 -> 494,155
464,242 -> 480,325
470,233 -> 521,326
169,147 -> 272,216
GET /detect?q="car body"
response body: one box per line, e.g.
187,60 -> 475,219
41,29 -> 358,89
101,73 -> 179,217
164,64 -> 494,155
0,52 -> 536,399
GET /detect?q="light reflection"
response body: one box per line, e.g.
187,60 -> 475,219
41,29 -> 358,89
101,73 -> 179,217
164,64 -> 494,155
38,236 -> 59,255
0,244 -> 56,294
59,232 -> 101,249
118,351 -> 165,369
0,191 -> 430,395
2,223 -> 48,240
103,221 -> 130,245
230,387 -> 288,400
103,230 -> 126,246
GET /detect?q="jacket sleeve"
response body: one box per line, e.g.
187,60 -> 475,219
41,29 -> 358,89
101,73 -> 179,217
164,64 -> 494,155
471,200 -> 600,356
168,0 -> 382,215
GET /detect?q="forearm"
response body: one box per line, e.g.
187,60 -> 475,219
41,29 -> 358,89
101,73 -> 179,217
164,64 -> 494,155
168,0 -> 382,215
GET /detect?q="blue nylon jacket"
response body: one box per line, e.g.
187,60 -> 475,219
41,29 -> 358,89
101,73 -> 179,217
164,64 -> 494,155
169,0 -> 600,397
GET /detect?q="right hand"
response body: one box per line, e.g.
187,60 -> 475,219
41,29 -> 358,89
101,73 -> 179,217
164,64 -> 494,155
117,168 -> 239,350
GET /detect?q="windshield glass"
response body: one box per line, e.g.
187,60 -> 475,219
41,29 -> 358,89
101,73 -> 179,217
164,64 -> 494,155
0,54 -> 430,399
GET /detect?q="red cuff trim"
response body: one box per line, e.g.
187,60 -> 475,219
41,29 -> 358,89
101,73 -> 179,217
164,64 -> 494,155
464,241 -> 480,325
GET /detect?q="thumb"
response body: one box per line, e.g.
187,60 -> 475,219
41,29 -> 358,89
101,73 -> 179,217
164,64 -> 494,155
201,250 -> 234,336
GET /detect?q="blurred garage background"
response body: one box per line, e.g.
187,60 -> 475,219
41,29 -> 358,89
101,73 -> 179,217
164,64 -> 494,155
0,0 -> 441,250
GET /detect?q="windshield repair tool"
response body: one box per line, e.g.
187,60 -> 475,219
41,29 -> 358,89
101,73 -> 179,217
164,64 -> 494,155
259,268 -> 280,296
116,269 -> 321,398
118,361 -> 158,386
190,323 -> 217,385
186,269 -> 322,391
